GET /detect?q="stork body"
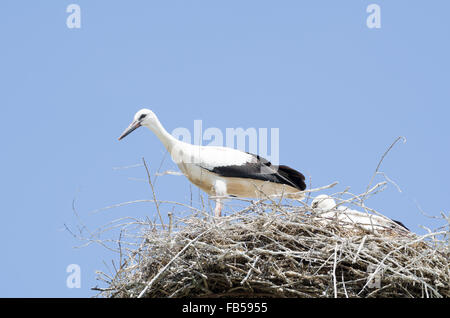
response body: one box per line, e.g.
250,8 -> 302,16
311,195 -> 409,233
119,109 -> 306,217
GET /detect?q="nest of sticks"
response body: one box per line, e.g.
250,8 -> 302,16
93,181 -> 449,298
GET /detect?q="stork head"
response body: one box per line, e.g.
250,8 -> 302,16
118,109 -> 157,140
311,195 -> 336,210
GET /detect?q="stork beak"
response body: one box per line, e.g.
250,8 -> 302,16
118,120 -> 141,140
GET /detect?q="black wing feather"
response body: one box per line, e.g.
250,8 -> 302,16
392,219 -> 410,231
203,153 -> 306,191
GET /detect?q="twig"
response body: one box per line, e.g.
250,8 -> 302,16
142,157 -> 165,231
364,136 -> 406,201
332,244 -> 338,298
168,211 -> 173,237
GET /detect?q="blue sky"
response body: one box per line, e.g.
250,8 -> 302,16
0,1 -> 449,297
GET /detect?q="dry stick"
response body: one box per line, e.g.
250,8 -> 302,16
376,171 -> 403,193
341,271 -> 349,298
142,158 -> 166,231
118,229 -> 124,270
69,194 -> 91,237
287,181 -> 339,197
332,243 -> 338,298
364,136 -> 406,201
353,235 -> 367,263
91,199 -> 206,216
152,150 -> 169,187
168,211 -> 173,237
154,170 -> 183,177
112,163 -> 144,170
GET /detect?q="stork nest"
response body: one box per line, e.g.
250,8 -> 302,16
94,196 -> 450,298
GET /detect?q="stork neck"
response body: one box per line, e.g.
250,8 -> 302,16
146,117 -> 179,152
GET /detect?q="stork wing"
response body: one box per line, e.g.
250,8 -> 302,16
195,148 -> 306,191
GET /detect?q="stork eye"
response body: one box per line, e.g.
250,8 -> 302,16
139,114 -> 147,120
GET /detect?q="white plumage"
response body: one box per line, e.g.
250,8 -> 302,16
119,109 -> 307,217
311,195 -> 409,233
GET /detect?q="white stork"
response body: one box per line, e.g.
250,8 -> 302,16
311,195 -> 409,233
118,109 -> 307,217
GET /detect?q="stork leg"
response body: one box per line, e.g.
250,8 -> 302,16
214,199 -> 223,217
213,179 -> 227,217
